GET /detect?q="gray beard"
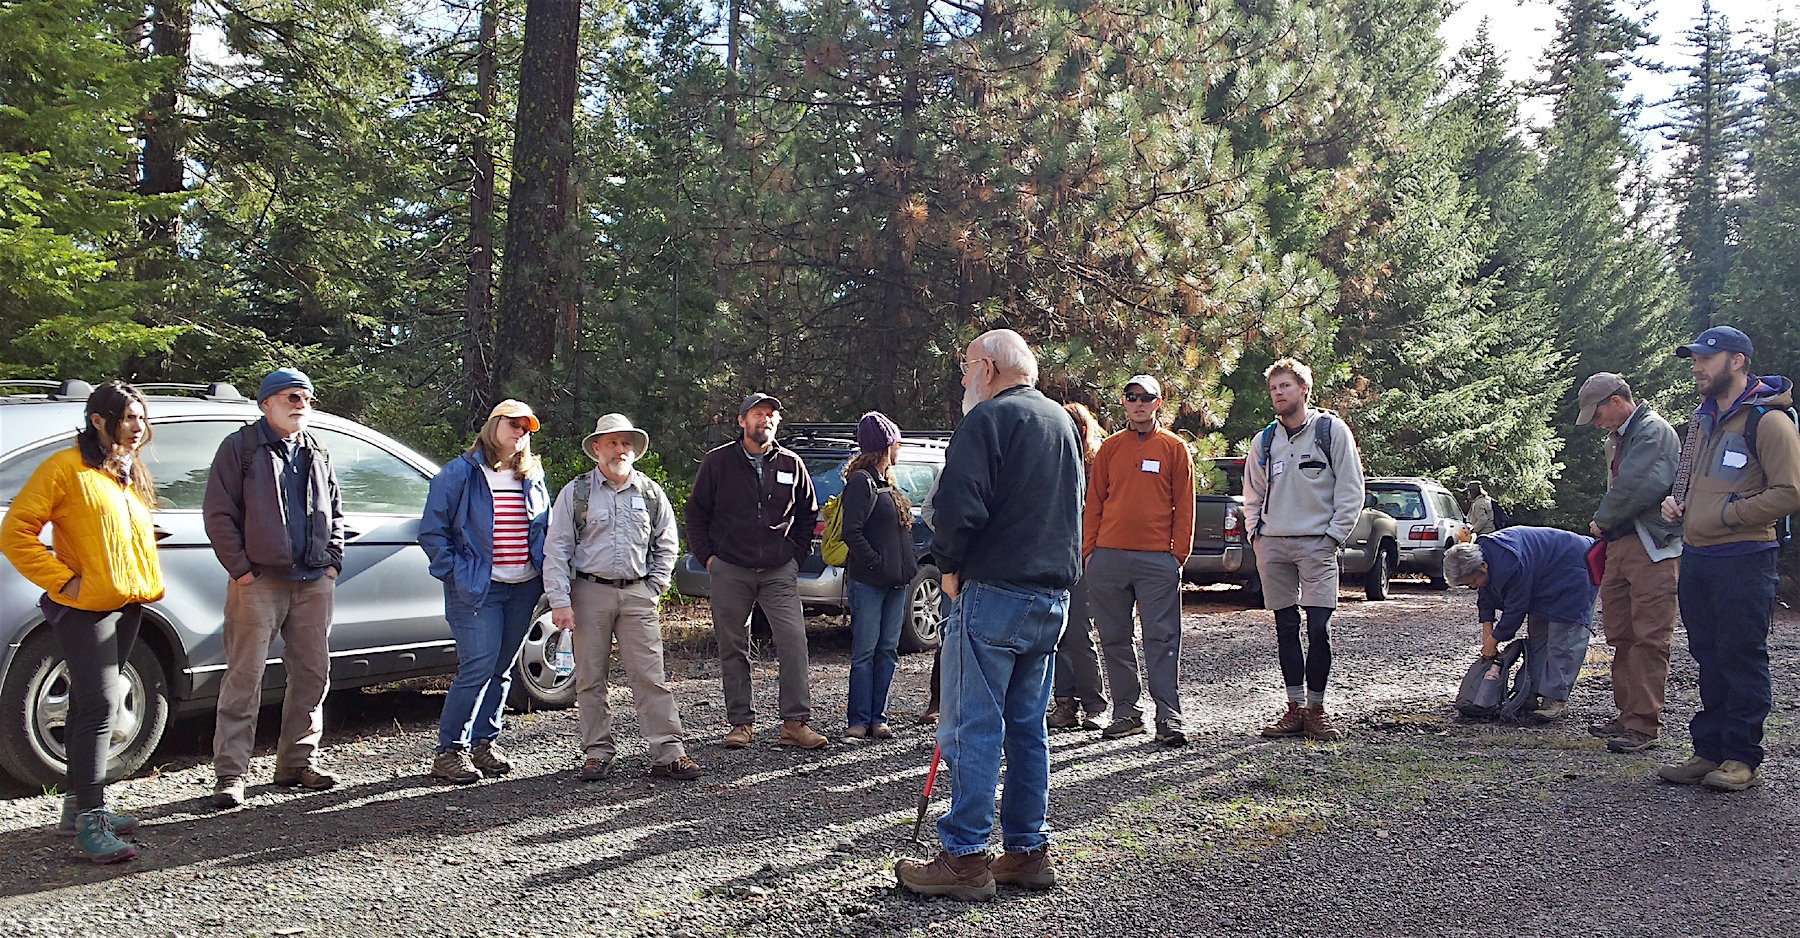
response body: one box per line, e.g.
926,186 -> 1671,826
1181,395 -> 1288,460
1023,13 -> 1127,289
961,383 -> 981,415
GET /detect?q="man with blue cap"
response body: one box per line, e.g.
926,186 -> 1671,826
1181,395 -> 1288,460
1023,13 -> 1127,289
203,367 -> 346,808
1656,326 -> 1800,792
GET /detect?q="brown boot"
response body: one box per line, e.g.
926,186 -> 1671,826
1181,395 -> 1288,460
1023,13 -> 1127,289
990,846 -> 1056,889
1261,702 -> 1306,738
722,724 -> 754,749
895,850 -> 996,900
778,720 -> 828,749
1303,705 -> 1346,741
1047,697 -> 1080,730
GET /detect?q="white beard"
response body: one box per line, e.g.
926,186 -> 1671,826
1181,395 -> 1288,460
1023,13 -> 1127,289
961,383 -> 981,415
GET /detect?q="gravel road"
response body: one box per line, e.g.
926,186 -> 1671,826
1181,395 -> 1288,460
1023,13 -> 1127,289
2,581 -> 1796,938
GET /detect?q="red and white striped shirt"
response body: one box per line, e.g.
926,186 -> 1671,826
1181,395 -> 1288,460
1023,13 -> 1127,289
482,464 -> 538,583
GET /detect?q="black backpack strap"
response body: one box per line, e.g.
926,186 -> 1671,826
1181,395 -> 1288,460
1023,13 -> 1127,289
1313,410 -> 1335,470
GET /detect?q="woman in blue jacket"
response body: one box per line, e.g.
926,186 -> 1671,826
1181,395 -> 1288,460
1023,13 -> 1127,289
419,400 -> 551,783
1444,527 -> 1600,724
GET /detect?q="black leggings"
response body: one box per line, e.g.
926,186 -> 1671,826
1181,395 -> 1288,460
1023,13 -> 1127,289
1274,605 -> 1332,693
48,602 -> 142,810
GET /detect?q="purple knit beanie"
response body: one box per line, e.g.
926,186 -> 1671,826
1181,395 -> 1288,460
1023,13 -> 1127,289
856,411 -> 902,453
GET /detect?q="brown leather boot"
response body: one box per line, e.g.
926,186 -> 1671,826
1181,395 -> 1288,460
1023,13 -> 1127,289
1303,705 -> 1346,741
778,720 -> 828,749
895,850 -> 996,900
1046,697 -> 1080,730
1261,702 -> 1306,738
990,846 -> 1056,889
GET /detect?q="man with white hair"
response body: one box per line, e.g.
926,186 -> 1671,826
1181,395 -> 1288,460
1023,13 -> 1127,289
896,329 -> 1085,900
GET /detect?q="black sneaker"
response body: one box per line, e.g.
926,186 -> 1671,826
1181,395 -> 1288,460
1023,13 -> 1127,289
1154,722 -> 1187,747
1605,730 -> 1659,754
1101,715 -> 1146,739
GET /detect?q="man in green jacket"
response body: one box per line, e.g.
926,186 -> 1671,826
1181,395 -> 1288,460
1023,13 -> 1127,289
1577,373 -> 1682,754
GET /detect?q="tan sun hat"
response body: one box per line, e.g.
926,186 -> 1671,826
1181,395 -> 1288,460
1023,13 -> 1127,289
487,399 -> 540,432
582,413 -> 650,461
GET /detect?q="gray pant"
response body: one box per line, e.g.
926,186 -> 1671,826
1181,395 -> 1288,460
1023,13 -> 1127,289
1087,548 -> 1183,723
214,575 -> 334,779
708,558 -> 812,725
1525,613 -> 1592,703
1053,576 -> 1106,714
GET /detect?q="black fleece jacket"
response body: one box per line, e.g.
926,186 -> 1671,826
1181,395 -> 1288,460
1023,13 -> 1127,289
684,441 -> 818,569
841,469 -> 919,589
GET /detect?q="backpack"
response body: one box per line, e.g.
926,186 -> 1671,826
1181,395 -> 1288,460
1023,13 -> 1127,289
1455,639 -> 1534,721
1258,409 -> 1336,472
820,493 -> 848,567
568,472 -> 667,566
1489,498 -> 1513,530
1745,403 -> 1800,546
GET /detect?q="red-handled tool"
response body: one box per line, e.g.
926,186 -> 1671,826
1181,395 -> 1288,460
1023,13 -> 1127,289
911,744 -> 942,844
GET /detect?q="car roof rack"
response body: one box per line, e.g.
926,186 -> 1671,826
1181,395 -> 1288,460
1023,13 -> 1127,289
135,382 -> 250,402
781,423 -> 953,445
0,379 -> 249,403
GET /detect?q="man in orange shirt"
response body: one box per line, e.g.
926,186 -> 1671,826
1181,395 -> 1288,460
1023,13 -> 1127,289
1084,375 -> 1196,745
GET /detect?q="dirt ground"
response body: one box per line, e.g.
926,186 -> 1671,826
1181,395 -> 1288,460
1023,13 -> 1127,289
1,579 -> 1796,938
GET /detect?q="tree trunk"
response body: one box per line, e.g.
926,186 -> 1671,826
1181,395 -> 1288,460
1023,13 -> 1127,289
494,0 -> 581,401
873,0 -> 927,414
139,0 -> 191,281
465,0 -> 499,420
711,0 -> 742,369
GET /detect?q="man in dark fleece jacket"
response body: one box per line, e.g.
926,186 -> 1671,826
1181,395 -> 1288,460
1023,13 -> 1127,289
896,329 -> 1084,901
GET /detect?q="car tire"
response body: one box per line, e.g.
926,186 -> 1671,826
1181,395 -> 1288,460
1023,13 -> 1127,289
0,628 -> 170,789
1240,572 -> 1264,607
898,564 -> 945,653
507,597 -> 578,712
1364,543 -> 1394,601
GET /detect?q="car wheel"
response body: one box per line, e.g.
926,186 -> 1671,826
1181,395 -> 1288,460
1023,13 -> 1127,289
507,597 -> 577,711
898,564 -> 945,653
1364,543 -> 1394,601
0,628 -> 170,789
1429,547 -> 1452,590
1240,572 -> 1264,606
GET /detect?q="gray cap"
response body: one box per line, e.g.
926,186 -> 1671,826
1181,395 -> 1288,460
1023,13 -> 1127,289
738,393 -> 782,417
1575,373 -> 1630,426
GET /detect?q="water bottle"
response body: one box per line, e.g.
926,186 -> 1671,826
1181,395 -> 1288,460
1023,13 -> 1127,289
553,635 -> 574,677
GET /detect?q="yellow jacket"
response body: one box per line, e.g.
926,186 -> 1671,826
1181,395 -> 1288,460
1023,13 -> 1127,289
1,447 -> 165,611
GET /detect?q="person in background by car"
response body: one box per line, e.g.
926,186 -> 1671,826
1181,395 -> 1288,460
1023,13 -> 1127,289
543,413 -> 698,782
203,368 -> 346,809
1084,376 -> 1194,746
1,381 -> 161,863
1244,358 -> 1364,742
1048,402 -> 1108,732
1656,326 -> 1800,792
418,400 -> 551,785
684,393 -> 827,750
1575,373 -> 1682,755
1466,481 -> 1497,536
1443,528 -> 1598,724
839,411 -> 919,742
895,329 -> 1084,900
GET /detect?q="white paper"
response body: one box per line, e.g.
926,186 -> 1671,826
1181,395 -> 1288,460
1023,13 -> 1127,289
1272,460 -> 1286,477
1140,459 -> 1161,473
630,494 -> 647,511
776,470 -> 796,485
1722,450 -> 1748,470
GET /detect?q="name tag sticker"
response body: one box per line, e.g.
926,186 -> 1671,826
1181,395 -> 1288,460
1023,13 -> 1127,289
630,495 -> 647,511
1272,460 -> 1285,477
776,471 -> 796,485
1140,459 -> 1161,473
1722,449 -> 1748,469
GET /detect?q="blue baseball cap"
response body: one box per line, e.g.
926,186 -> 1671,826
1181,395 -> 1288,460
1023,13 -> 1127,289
1675,326 -> 1754,359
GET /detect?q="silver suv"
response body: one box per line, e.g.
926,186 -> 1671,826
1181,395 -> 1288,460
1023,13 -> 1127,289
0,380 -> 574,788
1364,477 -> 1470,588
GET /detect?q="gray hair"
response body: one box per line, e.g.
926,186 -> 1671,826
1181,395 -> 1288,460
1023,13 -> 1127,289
1443,541 -> 1487,584
974,329 -> 1038,386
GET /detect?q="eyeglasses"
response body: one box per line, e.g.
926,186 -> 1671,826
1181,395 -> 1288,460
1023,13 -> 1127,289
281,391 -> 315,407
1122,392 -> 1159,403
959,357 -> 992,375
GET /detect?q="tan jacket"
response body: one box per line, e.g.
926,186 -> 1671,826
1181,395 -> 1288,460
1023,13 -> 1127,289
1680,376 -> 1800,549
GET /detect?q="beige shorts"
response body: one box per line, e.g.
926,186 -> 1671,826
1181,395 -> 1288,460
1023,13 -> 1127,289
1254,534 -> 1341,610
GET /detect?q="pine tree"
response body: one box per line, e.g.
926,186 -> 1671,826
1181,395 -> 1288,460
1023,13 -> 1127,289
1721,19 -> 1800,391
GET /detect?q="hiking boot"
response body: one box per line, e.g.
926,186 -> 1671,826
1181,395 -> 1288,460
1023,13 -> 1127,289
1047,698 -> 1080,730
723,724 -> 755,748
471,740 -> 513,775
432,749 -> 482,785
58,796 -> 139,838
1604,730 -> 1659,754
73,808 -> 136,865
844,725 -> 869,742
990,846 -> 1056,889
1154,721 -> 1188,748
650,755 -> 704,781
1524,698 -> 1567,724
1302,705 -> 1346,742
895,850 -> 996,900
1656,755 -> 1720,785
272,765 -> 339,790
1080,710 -> 1104,731
1587,716 -> 1626,739
1701,760 -> 1761,792
579,756 -> 616,781
212,776 -> 246,809
779,720 -> 828,749
871,723 -> 895,740
1261,702 -> 1306,738
1101,715 -> 1146,739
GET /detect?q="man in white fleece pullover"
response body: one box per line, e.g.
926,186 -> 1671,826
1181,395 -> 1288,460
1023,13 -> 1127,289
1242,358 -> 1366,741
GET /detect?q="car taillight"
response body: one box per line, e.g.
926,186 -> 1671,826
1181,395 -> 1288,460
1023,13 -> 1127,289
1223,509 -> 1242,543
1408,523 -> 1437,541
814,520 -> 827,537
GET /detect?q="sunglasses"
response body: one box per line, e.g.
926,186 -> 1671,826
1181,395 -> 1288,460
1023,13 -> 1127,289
1122,392 -> 1159,403
504,417 -> 535,432
280,391 -> 315,407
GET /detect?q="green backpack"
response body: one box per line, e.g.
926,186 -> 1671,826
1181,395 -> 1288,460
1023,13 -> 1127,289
820,493 -> 848,567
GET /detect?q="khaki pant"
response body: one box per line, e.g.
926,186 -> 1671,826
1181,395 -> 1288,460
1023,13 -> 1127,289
571,577 -> 687,763
1599,533 -> 1679,736
1255,534 -> 1341,610
214,575 -> 334,778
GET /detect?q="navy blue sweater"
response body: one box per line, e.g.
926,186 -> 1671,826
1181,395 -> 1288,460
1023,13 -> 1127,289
931,386 -> 1084,590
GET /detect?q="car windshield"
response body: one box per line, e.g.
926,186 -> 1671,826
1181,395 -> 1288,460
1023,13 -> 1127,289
805,454 -> 940,507
1368,487 -> 1427,520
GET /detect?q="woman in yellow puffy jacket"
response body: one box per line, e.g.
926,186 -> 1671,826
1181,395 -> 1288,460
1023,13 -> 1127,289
0,381 -> 163,864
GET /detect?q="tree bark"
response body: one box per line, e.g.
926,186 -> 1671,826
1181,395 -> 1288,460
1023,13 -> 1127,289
465,0 -> 499,419
494,0 -> 581,401
873,0 -> 927,414
139,0 -> 191,281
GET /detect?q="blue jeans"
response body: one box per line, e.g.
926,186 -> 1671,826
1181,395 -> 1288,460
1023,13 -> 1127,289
937,579 -> 1068,856
846,577 -> 905,729
438,577 -> 543,752
1680,548 -> 1778,768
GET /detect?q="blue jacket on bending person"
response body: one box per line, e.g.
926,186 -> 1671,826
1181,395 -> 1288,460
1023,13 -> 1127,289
1473,526 -> 1598,642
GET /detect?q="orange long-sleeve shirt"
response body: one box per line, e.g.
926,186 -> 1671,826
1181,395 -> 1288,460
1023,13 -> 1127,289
1082,427 -> 1195,563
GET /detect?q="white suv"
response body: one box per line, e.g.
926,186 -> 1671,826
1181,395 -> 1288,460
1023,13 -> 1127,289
1364,477 -> 1470,588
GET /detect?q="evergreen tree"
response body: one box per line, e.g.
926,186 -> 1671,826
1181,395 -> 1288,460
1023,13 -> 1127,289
1721,19 -> 1800,390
